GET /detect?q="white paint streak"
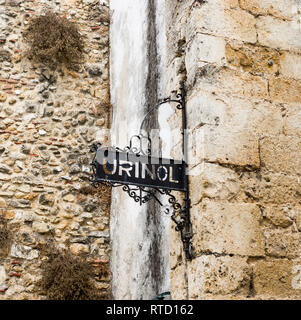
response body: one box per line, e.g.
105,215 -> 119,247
110,0 -> 170,300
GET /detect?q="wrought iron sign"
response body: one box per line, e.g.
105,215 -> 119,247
90,82 -> 193,260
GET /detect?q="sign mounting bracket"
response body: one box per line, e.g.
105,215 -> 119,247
89,82 -> 193,260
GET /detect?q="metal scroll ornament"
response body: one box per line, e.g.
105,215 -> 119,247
90,82 -> 193,260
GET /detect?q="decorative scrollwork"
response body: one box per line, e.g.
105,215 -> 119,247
139,83 -> 186,134
115,134 -> 152,156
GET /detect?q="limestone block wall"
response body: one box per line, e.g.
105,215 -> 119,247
166,0 -> 301,300
0,0 -> 111,299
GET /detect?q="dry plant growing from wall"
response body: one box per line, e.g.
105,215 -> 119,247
37,244 -> 111,300
0,216 -> 13,257
23,11 -> 84,69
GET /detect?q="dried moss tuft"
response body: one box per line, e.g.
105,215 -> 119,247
37,245 -> 111,300
24,11 -> 84,69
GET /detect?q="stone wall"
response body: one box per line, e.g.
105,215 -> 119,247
0,0 -> 111,299
166,0 -> 301,299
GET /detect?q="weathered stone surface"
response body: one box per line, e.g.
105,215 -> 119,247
39,194 -> 55,206
240,0 -> 297,19
260,136 -> 301,175
186,2 -> 257,44
186,91 -> 282,136
88,231 -> 110,238
253,259 -> 301,299
170,264 -> 187,300
191,68 -> 268,100
226,43 -> 280,74
0,0 -> 111,299
167,0 -> 301,301
169,222 -> 184,270
70,243 -> 89,255
190,127 -> 260,168
192,201 -> 265,256
0,266 -> 6,285
241,170 -> 301,205
264,205 -> 294,228
0,198 -> 6,208
63,194 -> 75,202
10,243 -> 39,260
269,77 -> 301,103
257,16 -> 301,51
189,162 -> 240,205
188,255 -> 251,299
265,230 -> 301,259
280,52 -> 301,80
297,209 -> 301,232
284,103 -> 301,137
9,200 -> 31,209
32,221 -> 51,234
186,34 -> 225,83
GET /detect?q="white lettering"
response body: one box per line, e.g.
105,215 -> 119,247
142,163 -> 155,179
169,166 -> 179,183
119,160 -> 133,177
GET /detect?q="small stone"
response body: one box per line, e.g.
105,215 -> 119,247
10,244 -> 39,260
0,92 -> 7,102
68,70 -> 80,78
9,200 -> 31,208
32,221 -> 51,234
96,118 -> 105,127
70,164 -> 81,174
23,213 -> 35,223
88,231 -> 110,238
61,175 -> 72,181
78,114 -> 86,124
63,121 -> 71,129
52,167 -> 62,174
26,104 -> 36,113
88,64 -> 103,77
39,194 -> 54,206
63,194 -> 75,202
8,98 -> 16,105
21,144 -> 31,154
70,244 -> 89,255
71,119 -> 78,126
4,106 -> 13,115
5,211 -> 15,220
0,164 -> 11,174
71,237 -> 88,244
0,198 -> 6,208
17,185 -> 30,193
44,107 -> 54,117
39,129 -> 47,136
0,174 -> 11,181
0,266 -> 7,285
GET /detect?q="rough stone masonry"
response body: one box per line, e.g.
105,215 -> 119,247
1,0 -> 301,301
166,0 -> 301,299
0,0 -> 111,299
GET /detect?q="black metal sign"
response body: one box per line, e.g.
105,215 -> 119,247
89,82 -> 193,260
94,148 -> 185,191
